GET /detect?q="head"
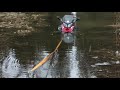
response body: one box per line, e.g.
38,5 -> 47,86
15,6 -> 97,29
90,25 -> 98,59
71,12 -> 77,17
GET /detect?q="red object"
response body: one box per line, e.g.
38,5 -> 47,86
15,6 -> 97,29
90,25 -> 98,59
61,24 -> 75,33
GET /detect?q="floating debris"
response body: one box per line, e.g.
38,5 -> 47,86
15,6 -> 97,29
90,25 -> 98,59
92,56 -> 98,59
98,70 -> 103,71
91,65 -> 96,67
115,51 -> 120,57
95,62 -> 111,66
91,62 -> 111,67
90,75 -> 97,78
116,61 -> 120,64
111,60 -> 120,64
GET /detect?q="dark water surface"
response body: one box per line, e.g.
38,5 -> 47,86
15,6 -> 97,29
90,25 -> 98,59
0,12 -> 120,78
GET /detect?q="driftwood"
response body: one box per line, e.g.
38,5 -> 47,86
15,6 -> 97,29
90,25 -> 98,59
106,25 -> 120,28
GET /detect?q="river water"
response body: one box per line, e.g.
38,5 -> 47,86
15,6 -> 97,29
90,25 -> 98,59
0,12 -> 120,78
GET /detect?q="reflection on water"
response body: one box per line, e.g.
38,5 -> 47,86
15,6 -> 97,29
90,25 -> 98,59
33,41 -> 50,78
1,12 -> 120,78
67,46 -> 80,78
62,33 -> 75,44
46,51 -> 59,78
2,49 -> 20,78
32,41 -> 59,78
1,48 -> 35,78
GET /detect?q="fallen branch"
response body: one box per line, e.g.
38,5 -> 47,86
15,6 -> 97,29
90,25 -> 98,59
106,25 -> 120,28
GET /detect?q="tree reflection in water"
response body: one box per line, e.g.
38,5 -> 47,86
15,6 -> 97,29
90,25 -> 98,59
1,49 -> 35,78
33,50 -> 59,78
2,49 -> 21,78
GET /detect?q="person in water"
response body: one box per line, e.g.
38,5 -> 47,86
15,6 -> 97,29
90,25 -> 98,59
71,12 -> 77,18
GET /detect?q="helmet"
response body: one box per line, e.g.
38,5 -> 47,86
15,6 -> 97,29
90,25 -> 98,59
71,12 -> 77,17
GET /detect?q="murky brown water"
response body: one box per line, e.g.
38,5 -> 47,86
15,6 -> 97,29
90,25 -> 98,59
0,12 -> 120,78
